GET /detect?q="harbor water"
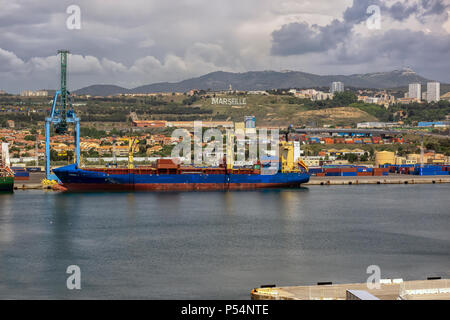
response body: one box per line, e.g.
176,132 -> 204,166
0,184 -> 449,299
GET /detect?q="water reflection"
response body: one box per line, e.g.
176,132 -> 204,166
278,188 -> 309,221
50,193 -> 76,260
0,185 -> 449,299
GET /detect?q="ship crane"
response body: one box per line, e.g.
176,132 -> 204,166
44,50 -> 80,181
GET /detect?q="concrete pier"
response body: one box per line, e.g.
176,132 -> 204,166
251,279 -> 450,300
306,175 -> 450,185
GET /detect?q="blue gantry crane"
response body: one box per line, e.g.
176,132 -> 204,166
45,50 -> 80,181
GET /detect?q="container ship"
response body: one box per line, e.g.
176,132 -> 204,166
52,142 -> 310,192
11,167 -> 30,181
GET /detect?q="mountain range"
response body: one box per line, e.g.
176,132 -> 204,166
74,68 -> 435,96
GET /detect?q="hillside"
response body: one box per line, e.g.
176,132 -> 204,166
74,68 -> 435,96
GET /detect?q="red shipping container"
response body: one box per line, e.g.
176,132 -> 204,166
14,176 -> 30,181
316,172 -> 326,176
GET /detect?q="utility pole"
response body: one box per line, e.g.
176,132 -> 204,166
113,140 -> 117,165
55,50 -> 69,134
35,136 -> 39,167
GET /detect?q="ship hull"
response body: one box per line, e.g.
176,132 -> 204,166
53,164 -> 310,192
0,176 -> 14,192
61,182 -> 305,191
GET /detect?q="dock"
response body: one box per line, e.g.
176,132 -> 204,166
251,279 -> 450,300
306,174 -> 450,185
12,172 -> 51,190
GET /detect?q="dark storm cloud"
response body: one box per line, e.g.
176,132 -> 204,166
272,0 -> 428,56
2,0 -> 291,92
421,0 -> 450,16
271,20 -> 353,55
342,0 -> 446,22
389,1 -> 419,21
341,0 -> 415,23
0,0 -> 449,93
271,0 -> 443,56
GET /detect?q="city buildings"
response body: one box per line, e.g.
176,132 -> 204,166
356,122 -> 399,129
426,82 -> 440,102
357,93 -> 396,107
330,81 -> 344,93
244,116 -> 256,129
396,97 -> 418,104
292,89 -> 333,101
408,83 -> 421,101
441,92 -> 450,102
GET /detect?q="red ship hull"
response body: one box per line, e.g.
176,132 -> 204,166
61,182 -> 304,192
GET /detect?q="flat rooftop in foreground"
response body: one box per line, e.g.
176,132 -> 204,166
251,279 -> 450,300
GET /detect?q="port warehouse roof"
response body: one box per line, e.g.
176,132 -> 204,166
295,128 -> 406,135
131,120 -> 407,132
418,121 -> 450,127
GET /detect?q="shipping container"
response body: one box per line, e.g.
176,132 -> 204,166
316,172 -> 326,177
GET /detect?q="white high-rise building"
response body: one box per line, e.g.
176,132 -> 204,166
330,81 -> 344,93
427,82 -> 440,103
408,83 -> 421,100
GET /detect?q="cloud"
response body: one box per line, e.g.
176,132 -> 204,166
420,0 -> 450,17
0,46 -> 235,91
272,0 -> 450,57
0,0 -> 449,93
271,20 -> 353,56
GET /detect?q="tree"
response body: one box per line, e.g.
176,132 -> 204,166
332,91 -> 357,106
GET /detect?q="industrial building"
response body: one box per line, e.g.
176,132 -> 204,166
408,83 -> 421,101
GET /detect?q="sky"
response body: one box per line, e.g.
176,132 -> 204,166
0,0 -> 449,93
